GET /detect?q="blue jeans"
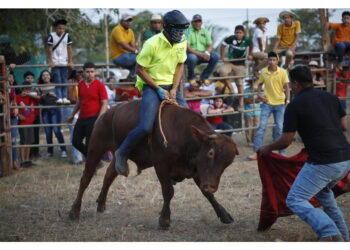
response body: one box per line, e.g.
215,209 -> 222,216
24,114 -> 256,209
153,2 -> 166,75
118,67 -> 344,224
334,42 -> 350,62
186,52 -> 219,80
10,117 -> 18,162
253,103 -> 285,154
42,108 -> 66,154
118,85 -> 188,156
210,122 -> 233,137
113,53 -> 137,78
52,67 -> 68,99
286,160 -> 350,240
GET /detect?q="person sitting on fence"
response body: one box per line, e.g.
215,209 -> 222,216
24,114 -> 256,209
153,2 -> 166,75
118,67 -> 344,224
252,17 -> 269,74
219,25 -> 253,110
273,11 -> 301,69
335,61 -> 350,111
248,51 -> 290,160
308,60 -> 325,88
183,80 -> 212,113
115,79 -> 141,102
110,14 -> 138,81
38,70 -> 67,158
15,81 -> 36,168
48,19 -> 73,105
324,11 -> 350,69
23,71 -> 41,159
67,62 -> 108,157
67,69 -> 84,164
206,97 -> 234,137
142,14 -> 162,42
186,14 -> 219,86
243,79 -> 263,147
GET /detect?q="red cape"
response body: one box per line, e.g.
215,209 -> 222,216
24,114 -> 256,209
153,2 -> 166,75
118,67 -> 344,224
257,149 -> 350,232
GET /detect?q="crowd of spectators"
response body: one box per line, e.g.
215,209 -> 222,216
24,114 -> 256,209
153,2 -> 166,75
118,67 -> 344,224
2,9 -> 350,171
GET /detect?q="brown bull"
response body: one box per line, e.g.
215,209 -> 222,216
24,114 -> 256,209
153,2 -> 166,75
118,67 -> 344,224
69,100 -> 239,229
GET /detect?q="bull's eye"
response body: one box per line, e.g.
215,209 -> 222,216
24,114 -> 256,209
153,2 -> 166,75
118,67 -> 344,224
208,148 -> 215,158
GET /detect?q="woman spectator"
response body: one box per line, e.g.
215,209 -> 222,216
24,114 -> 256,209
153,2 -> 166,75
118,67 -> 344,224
38,70 -> 67,158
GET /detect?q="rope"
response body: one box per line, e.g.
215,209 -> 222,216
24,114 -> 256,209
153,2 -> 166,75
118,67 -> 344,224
158,99 -> 186,148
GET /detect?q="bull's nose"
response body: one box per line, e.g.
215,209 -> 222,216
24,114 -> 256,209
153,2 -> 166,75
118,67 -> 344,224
202,184 -> 218,193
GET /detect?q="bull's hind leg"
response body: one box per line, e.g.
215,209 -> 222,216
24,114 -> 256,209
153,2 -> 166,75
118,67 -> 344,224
96,157 -> 118,212
193,177 -> 234,224
69,147 -> 107,220
154,165 -> 174,229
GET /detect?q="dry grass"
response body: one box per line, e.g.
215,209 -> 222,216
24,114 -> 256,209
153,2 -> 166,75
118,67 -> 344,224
0,130 -> 349,242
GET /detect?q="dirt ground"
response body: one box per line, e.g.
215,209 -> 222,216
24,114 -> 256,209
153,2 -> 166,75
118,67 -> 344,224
0,129 -> 349,242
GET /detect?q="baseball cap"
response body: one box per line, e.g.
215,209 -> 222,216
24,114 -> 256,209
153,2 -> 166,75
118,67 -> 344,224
151,14 -> 162,21
192,14 -> 202,21
121,14 -> 133,21
308,61 -> 319,67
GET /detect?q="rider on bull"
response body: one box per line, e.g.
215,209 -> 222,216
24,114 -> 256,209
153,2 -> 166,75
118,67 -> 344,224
115,10 -> 190,176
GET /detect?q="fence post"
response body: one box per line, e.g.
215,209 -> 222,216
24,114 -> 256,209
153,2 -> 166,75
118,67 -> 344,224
0,55 -> 12,176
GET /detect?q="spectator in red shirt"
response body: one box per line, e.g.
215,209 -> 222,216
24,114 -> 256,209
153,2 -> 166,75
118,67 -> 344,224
336,62 -> 350,111
15,81 -> 36,168
206,97 -> 234,136
115,82 -> 141,102
67,62 -> 108,156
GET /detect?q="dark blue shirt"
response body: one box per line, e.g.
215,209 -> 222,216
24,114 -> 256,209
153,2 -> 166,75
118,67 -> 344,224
283,87 -> 350,164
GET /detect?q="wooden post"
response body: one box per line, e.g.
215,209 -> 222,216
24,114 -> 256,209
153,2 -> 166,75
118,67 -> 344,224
0,55 -> 12,176
319,9 -> 332,52
104,14 -> 110,78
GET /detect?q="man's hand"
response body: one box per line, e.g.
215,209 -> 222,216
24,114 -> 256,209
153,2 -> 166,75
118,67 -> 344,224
169,88 -> 177,99
9,64 -> 16,69
121,92 -> 129,98
247,54 -> 253,60
257,145 -> 272,156
67,115 -> 74,124
68,62 -> 74,69
200,53 -> 210,61
49,62 -> 56,68
222,57 -> 230,62
18,114 -> 25,121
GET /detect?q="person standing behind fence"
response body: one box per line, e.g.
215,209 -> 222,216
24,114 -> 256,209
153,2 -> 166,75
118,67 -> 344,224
67,69 -> 84,164
335,61 -> 350,111
273,11 -> 301,69
48,19 -> 73,105
186,14 -> 219,86
38,70 -> 67,158
23,71 -> 41,159
67,62 -> 108,156
110,14 -> 138,81
15,82 -> 36,168
248,52 -> 290,160
219,25 -> 253,110
142,14 -> 162,42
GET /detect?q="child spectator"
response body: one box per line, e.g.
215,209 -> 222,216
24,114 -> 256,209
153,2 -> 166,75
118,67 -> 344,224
48,19 -> 73,105
308,61 -> 325,88
15,81 -> 36,168
335,61 -> 350,111
38,70 -> 67,158
105,77 -> 117,102
324,11 -> 350,69
67,69 -> 84,164
23,71 -> 41,158
219,25 -> 253,109
206,97 -> 234,137
115,81 -> 141,102
243,79 -> 263,147
273,11 -> 301,69
183,80 -> 212,113
252,17 -> 269,73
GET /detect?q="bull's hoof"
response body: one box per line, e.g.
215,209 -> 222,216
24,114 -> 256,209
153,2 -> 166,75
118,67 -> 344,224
158,218 -> 171,230
219,212 -> 234,224
97,204 -> 106,213
68,210 -> 80,220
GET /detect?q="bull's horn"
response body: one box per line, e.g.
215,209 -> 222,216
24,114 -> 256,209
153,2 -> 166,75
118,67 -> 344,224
208,134 -> 218,139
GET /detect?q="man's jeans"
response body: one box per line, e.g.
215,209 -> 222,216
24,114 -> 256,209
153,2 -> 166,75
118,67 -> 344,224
253,103 -> 285,154
118,85 -> 188,156
186,52 -> 219,80
334,42 -> 350,63
286,160 -> 350,240
42,108 -> 66,154
52,67 -> 68,99
113,53 -> 137,78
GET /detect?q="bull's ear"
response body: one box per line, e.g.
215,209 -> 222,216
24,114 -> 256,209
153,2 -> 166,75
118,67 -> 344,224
191,126 -> 208,142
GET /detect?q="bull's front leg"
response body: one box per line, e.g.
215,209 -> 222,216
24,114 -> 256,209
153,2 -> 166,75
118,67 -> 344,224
154,165 -> 174,230
193,177 -> 234,224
